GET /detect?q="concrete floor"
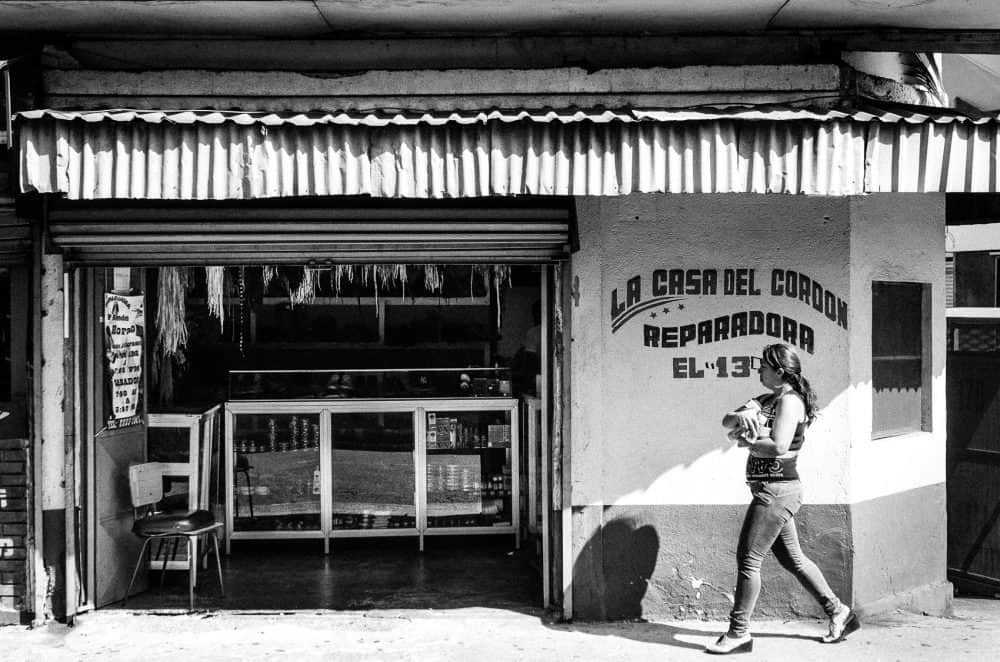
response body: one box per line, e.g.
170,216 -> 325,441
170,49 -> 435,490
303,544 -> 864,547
116,535 -> 540,612
5,598 -> 1000,662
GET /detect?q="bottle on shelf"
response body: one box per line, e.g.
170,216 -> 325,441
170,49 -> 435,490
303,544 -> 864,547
267,417 -> 278,451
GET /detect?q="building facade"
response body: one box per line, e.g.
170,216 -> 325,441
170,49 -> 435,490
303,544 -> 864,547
2,3 -> 999,624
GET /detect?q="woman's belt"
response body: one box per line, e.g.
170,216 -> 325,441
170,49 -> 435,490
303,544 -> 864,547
745,454 -> 799,482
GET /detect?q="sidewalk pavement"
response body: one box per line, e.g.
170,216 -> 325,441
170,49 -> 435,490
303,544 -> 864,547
1,597 -> 997,662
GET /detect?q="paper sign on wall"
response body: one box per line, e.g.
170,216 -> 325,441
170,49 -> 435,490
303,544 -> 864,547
104,293 -> 145,429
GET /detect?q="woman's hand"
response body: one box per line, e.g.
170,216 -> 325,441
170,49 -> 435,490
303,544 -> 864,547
723,399 -> 762,431
740,413 -> 761,439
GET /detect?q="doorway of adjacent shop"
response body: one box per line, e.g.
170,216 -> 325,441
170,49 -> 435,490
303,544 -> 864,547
80,262 -> 555,613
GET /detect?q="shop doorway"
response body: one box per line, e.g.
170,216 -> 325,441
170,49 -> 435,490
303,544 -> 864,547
77,267 -> 151,608
946,318 -> 1000,595
78,260 -> 557,613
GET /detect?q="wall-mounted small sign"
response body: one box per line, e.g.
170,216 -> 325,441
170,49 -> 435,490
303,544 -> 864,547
104,293 -> 144,430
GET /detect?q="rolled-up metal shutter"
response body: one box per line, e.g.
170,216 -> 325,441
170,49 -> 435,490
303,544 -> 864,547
46,197 -> 572,266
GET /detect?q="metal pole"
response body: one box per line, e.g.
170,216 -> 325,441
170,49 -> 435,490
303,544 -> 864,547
85,269 -> 97,609
540,267 -> 550,609
3,65 -> 12,148
63,270 -> 77,623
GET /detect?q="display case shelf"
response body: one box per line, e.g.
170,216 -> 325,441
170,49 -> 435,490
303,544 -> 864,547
229,366 -> 512,401
225,392 -> 519,553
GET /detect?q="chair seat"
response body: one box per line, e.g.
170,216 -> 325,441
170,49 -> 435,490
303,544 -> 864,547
133,509 -> 218,536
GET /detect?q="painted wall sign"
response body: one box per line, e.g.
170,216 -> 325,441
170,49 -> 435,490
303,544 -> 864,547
104,293 -> 145,429
609,268 -> 848,377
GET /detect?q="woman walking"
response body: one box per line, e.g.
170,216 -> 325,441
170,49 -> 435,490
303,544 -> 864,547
705,343 -> 859,655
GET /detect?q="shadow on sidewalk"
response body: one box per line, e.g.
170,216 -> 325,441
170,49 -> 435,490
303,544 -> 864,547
553,620 -> 821,652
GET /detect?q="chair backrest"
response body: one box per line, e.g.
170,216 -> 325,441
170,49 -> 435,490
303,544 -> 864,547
128,462 -> 165,508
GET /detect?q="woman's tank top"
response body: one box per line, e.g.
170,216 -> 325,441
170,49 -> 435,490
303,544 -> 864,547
751,391 -> 806,451
744,392 -> 806,482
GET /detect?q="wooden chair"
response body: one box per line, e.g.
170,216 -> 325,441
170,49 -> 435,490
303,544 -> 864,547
124,462 -> 225,611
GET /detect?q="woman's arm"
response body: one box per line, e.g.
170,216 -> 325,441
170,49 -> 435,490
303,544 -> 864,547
747,394 -> 804,457
722,412 -> 744,429
722,398 -> 760,430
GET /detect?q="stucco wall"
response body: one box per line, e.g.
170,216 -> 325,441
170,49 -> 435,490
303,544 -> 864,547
846,193 -> 949,613
569,194 -> 855,619
571,194 -> 853,508
568,193 -> 948,619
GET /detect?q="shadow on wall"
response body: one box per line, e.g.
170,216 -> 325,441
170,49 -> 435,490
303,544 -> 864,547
568,504 -> 851,625
562,517 -> 822,648
573,518 -> 660,620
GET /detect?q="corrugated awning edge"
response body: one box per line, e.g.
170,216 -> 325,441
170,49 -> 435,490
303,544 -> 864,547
17,103 -> 1000,198
17,102 -> 1000,127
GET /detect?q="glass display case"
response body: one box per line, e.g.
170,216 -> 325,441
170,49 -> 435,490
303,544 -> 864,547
231,412 -> 322,535
424,409 -> 513,532
225,379 -> 518,553
229,367 -> 512,400
330,411 -> 417,532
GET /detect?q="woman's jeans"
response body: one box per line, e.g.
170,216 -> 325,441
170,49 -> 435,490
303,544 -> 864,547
729,480 -> 842,637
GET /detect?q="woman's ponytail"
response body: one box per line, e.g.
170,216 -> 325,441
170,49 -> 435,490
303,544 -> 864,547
789,373 -> 819,425
763,343 -> 820,426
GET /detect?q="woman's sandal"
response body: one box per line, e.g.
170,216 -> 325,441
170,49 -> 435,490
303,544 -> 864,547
704,634 -> 753,655
822,606 -> 861,644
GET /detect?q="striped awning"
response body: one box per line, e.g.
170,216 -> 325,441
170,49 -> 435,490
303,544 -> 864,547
16,104 -> 1000,199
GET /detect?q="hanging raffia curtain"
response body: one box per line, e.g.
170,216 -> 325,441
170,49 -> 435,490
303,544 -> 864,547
289,267 -> 319,306
156,266 -> 190,358
206,266 -> 225,330
154,266 -> 191,404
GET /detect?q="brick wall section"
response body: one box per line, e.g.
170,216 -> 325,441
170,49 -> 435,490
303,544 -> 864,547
0,437 -> 28,624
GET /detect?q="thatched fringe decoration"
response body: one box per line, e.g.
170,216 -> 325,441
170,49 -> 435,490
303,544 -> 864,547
238,267 -> 248,356
380,264 -> 407,300
471,265 -> 491,299
152,350 -> 170,404
152,348 -> 188,406
261,265 -> 277,290
332,264 -> 354,297
206,266 -> 225,331
358,264 -> 372,287
493,264 -> 512,289
156,267 -> 190,359
493,265 -> 512,328
363,265 -> 379,314
423,265 -> 443,293
289,267 -> 318,307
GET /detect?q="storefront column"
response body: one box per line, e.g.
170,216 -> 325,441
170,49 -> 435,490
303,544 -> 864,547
36,249 -> 66,620
846,194 -> 952,615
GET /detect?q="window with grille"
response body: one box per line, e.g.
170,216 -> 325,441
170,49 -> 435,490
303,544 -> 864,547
872,281 -> 930,437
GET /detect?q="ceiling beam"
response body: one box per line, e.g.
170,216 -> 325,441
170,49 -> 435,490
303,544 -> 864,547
832,30 -> 1000,54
